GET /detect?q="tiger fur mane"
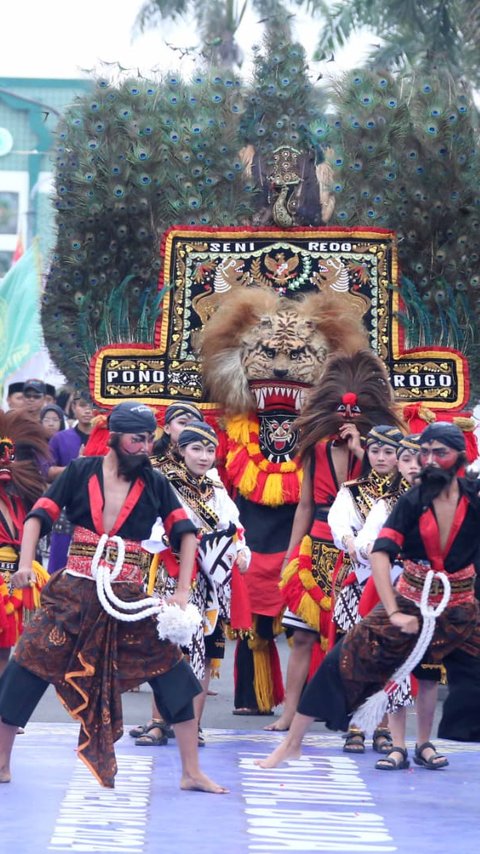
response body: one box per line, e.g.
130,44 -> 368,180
200,287 -> 368,415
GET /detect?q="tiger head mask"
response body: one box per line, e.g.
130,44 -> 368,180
200,287 -> 368,417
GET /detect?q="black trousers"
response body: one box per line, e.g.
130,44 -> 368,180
0,657 -> 199,728
438,648 -> 480,741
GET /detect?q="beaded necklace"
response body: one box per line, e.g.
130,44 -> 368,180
349,469 -> 398,523
154,456 -> 219,532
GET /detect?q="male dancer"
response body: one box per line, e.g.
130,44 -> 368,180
257,422 -> 480,770
0,401 -> 226,792
269,350 -> 403,732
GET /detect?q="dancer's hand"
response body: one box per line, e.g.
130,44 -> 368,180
169,588 -> 189,610
237,550 -> 248,574
389,611 -> 419,634
338,422 -> 363,457
342,534 -> 357,562
11,567 -> 36,588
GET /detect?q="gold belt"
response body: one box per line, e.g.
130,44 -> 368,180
68,541 -> 151,572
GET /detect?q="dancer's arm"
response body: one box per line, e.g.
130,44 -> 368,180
338,422 -> 364,460
370,550 -> 419,634
169,531 -> 198,609
11,517 -> 42,587
328,487 -> 361,561
281,463 -> 314,572
355,499 -> 386,563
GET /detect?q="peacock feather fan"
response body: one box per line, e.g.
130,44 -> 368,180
239,22 -> 328,227
320,67 -> 480,389
43,70 -> 255,388
42,61 -> 480,397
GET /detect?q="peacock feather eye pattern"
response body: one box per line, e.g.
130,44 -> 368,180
42,52 -> 480,393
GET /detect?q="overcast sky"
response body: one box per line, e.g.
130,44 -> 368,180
2,0 -> 371,81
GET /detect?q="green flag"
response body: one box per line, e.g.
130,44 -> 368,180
0,242 -> 42,385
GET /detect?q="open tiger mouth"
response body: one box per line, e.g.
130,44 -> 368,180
249,380 -> 309,413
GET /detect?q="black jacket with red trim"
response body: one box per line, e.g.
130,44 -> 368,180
372,477 -> 480,573
27,456 -> 195,549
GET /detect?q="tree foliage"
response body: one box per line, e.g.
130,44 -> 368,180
135,0 -> 307,67
307,0 -> 480,87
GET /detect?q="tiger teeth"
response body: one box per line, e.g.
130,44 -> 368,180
252,388 -> 265,407
250,383 -> 306,411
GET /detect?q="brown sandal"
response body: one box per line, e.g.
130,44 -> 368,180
135,722 -> 169,746
343,728 -> 366,754
375,746 -> 409,770
372,727 -> 393,754
129,723 -> 148,738
413,741 -> 449,770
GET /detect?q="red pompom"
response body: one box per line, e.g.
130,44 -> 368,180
342,392 -> 357,406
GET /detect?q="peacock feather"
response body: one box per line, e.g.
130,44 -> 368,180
318,67 -> 480,389
43,70 -> 255,387
42,59 -> 480,397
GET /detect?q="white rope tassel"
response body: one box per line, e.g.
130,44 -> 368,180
352,570 -> 451,733
90,534 -> 202,646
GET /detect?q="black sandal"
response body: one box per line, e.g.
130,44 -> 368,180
129,723 -> 148,738
413,741 -> 449,770
135,721 -> 169,746
343,728 -> 366,754
372,726 -> 393,754
375,746 -> 410,770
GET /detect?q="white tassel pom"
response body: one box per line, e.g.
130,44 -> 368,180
351,688 -> 390,733
352,570 -> 451,733
156,601 -> 202,647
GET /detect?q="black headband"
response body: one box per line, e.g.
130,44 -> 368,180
420,422 -> 466,452
109,402 -> 156,433
164,403 -> 204,424
397,433 -> 422,457
177,420 -> 218,448
365,425 -> 403,449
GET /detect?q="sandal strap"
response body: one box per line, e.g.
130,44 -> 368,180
373,727 -> 393,739
415,741 -> 436,755
385,746 -> 408,759
145,721 -> 166,733
344,728 -> 365,740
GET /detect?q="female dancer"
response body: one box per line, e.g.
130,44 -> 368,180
269,351 -> 404,733
327,424 -> 403,754
137,420 -> 250,746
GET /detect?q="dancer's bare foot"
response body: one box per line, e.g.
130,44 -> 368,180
254,740 -> 301,768
263,717 -> 291,732
0,766 -> 11,783
180,771 -> 229,793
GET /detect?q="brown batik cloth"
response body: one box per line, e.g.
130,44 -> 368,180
339,593 -> 480,716
14,571 -> 183,787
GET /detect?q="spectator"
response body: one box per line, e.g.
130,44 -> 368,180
23,380 -> 46,421
5,383 -> 25,412
40,404 -> 66,440
47,390 -> 93,573
44,384 -> 56,406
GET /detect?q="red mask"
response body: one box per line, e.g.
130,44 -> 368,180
0,436 -> 15,483
419,446 -> 459,471
336,392 -> 361,420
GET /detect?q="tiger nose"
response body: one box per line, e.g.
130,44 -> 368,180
273,368 -> 289,378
